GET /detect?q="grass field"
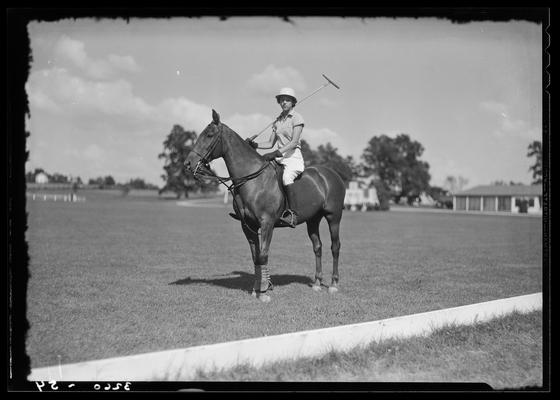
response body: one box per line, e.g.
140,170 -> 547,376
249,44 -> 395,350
25,190 -> 542,372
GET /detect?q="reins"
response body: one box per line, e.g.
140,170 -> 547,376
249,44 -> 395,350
187,124 -> 273,235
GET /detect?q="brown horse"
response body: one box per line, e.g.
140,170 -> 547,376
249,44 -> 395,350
185,110 -> 346,302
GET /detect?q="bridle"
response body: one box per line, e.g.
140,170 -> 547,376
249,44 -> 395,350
187,123 -> 271,191
189,123 -> 224,179
186,123 -> 274,234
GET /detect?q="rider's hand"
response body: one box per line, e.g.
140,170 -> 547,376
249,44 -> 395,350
245,138 -> 259,149
262,150 -> 283,161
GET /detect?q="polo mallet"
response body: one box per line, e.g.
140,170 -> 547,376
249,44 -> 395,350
248,74 -> 341,141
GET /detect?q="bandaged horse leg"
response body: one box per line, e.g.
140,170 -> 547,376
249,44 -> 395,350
251,223 -> 275,301
252,264 -> 273,295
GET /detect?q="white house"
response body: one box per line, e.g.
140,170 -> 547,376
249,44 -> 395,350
344,180 -> 379,211
453,185 -> 542,214
35,172 -> 49,184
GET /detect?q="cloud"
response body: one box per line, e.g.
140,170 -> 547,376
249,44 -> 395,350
479,100 -> 540,140
157,98 -> 213,134
54,35 -> 140,79
246,64 -> 307,96
223,113 -> 274,139
479,100 -> 507,115
304,127 -> 344,150
27,67 -> 214,134
25,60 -> 343,186
27,67 -> 152,118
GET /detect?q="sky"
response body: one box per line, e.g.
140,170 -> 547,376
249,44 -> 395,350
25,16 -> 543,189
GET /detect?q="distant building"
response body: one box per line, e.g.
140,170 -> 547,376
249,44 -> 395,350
453,185 -> 542,214
344,179 -> 379,211
35,172 -> 49,184
414,192 -> 435,207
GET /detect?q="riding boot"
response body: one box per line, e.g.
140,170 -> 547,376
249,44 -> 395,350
279,184 -> 298,228
229,212 -> 241,221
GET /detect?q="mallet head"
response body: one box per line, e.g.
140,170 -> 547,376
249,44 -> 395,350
322,74 -> 341,89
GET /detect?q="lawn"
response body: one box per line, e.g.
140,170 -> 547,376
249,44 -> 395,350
25,190 -> 542,369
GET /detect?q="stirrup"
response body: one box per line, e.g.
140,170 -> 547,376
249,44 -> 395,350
229,212 -> 241,221
280,209 -> 297,228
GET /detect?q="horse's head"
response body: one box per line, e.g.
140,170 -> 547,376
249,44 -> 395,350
185,109 -> 225,177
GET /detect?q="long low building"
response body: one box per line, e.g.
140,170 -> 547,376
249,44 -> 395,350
453,185 -> 542,214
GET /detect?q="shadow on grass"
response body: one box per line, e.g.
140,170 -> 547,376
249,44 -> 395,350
169,270 -> 314,293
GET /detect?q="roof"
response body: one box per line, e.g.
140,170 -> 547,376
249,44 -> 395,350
454,185 -> 542,197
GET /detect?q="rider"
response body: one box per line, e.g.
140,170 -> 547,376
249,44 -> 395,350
245,87 -> 305,228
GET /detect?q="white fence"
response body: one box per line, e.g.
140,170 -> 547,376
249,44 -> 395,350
27,193 -> 86,202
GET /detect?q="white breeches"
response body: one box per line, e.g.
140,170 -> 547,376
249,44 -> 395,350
279,148 -> 304,185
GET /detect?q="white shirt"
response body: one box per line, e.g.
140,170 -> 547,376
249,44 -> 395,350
272,110 -> 305,149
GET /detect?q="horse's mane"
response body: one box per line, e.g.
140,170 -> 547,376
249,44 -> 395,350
221,122 -> 260,155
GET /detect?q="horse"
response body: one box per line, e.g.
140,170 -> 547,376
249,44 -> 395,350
185,110 -> 346,302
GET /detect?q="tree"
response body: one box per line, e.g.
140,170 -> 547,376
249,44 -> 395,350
316,143 -> 354,184
300,139 -> 318,167
158,124 -> 218,198
428,186 -> 453,209
443,175 -> 469,194
26,167 -> 45,183
361,134 -> 431,205
127,178 -> 147,189
527,140 -> 542,185
300,140 -> 355,184
49,172 -> 69,183
103,176 -> 116,186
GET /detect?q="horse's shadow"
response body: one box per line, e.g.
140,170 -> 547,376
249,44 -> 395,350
169,270 -> 314,292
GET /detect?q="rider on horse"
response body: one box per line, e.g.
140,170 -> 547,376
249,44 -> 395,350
242,87 -> 305,228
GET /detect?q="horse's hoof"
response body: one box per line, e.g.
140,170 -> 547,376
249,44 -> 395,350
311,284 -> 322,292
328,286 -> 339,294
251,290 -> 257,298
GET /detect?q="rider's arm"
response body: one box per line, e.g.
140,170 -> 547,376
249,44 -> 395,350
256,130 -> 278,149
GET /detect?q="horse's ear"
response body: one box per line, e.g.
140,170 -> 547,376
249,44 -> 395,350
212,109 -> 220,124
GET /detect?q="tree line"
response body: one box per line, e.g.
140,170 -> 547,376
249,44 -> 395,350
26,168 -> 157,190
159,124 -> 543,207
27,125 -> 543,205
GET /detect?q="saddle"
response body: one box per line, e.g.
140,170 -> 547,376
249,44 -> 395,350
229,162 -> 302,227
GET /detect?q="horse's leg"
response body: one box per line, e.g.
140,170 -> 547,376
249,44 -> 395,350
252,220 -> 276,302
325,212 -> 342,294
306,216 -> 323,291
241,222 -> 261,295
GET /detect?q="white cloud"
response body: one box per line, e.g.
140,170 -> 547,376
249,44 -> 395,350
479,100 -> 507,115
27,67 -> 152,119
27,67 -> 214,134
479,100 -> 540,140
303,127 -> 344,150
157,98 -> 212,134
223,113 -> 274,139
54,35 -> 140,79
26,55 -> 344,186
54,35 -> 88,67
246,64 -> 307,96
